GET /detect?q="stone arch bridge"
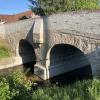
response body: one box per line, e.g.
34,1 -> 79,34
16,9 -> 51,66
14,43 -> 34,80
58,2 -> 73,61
1,11 -> 100,81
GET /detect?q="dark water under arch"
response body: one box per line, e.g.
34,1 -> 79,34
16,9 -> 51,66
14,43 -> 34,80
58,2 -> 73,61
48,44 -> 92,84
19,39 -> 36,74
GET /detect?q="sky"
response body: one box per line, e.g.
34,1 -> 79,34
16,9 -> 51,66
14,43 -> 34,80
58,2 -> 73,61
0,0 -> 31,15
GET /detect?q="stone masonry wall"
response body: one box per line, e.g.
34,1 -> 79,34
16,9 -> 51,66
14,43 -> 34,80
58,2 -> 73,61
0,11 -> 100,78
0,24 -> 5,38
44,31 -> 100,77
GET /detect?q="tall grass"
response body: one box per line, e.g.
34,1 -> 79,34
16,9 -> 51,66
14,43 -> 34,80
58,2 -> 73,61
0,70 -> 100,100
32,79 -> 100,100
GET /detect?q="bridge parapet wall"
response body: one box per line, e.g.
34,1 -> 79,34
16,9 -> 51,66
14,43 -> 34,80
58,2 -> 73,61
4,19 -> 35,54
43,11 -> 100,35
5,18 -> 34,35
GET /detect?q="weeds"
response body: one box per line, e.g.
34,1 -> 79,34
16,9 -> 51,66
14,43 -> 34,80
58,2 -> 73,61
0,70 -> 100,100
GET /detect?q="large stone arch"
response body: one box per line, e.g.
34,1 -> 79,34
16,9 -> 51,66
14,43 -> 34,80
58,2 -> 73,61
46,43 -> 92,83
47,32 -> 92,54
46,32 -> 100,79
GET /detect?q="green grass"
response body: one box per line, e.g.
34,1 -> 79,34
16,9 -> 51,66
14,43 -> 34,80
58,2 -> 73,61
0,44 -> 11,59
0,70 -> 100,100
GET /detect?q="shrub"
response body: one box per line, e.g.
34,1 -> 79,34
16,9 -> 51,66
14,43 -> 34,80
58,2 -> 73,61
0,77 -> 10,100
19,16 -> 29,20
0,70 -> 100,99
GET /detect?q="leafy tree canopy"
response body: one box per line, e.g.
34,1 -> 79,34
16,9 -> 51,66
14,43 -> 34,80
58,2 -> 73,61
28,0 -> 100,16
19,16 -> 29,20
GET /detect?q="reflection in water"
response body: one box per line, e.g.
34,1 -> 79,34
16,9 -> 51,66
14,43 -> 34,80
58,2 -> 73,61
48,44 -> 93,84
50,65 -> 92,84
19,39 -> 36,74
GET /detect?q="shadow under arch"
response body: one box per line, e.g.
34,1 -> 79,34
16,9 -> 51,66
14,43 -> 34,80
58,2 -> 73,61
46,44 -> 92,84
19,39 -> 36,74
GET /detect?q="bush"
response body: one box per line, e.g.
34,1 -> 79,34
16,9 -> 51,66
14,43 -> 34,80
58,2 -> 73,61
0,77 -> 10,100
0,70 -> 100,100
19,16 -> 29,20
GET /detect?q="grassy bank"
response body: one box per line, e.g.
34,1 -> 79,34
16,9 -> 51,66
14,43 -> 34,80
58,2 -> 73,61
0,44 -> 11,59
0,39 -> 11,59
0,70 -> 100,100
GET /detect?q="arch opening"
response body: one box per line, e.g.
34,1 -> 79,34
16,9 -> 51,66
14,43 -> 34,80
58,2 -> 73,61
19,39 -> 36,74
46,44 -> 92,84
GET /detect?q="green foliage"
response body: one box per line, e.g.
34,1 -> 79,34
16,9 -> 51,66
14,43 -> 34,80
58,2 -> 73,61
28,0 -> 100,15
0,78 -> 10,100
0,44 -> 11,59
0,71 -> 33,100
0,70 -> 100,99
19,16 -> 29,20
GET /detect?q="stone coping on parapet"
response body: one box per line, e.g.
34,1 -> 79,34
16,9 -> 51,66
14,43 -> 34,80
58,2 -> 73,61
4,18 -> 34,25
48,10 -> 100,17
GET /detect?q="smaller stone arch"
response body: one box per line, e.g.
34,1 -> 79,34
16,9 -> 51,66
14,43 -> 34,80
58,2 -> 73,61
46,44 -> 92,83
19,39 -> 36,73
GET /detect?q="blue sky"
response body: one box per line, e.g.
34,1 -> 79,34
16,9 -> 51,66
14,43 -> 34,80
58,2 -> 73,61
0,0 -> 31,15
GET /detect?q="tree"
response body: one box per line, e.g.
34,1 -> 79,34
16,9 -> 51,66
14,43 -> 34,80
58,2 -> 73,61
28,0 -> 68,15
28,0 -> 100,15
19,16 -> 29,20
28,0 -> 45,16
